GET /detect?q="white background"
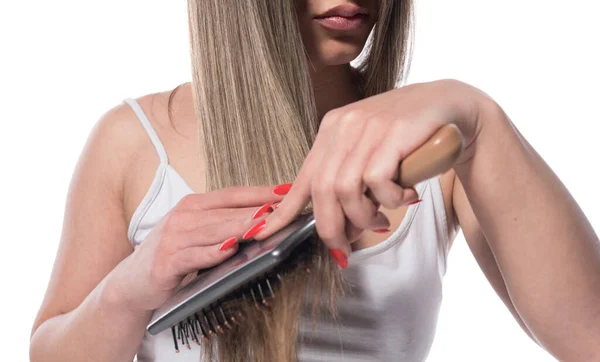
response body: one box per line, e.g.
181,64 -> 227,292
1,1 -> 598,361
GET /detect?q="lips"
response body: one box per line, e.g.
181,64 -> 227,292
314,14 -> 367,31
314,4 -> 369,19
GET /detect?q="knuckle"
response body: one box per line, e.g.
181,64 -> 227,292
203,248 -> 225,265
382,193 -> 404,209
192,248 -> 224,270
176,194 -> 201,210
316,222 -> 341,245
165,209 -> 205,234
340,109 -> 363,123
197,226 -> 220,245
177,250 -> 197,270
163,209 -> 187,233
352,214 -> 372,229
334,178 -> 359,199
333,182 -> 349,198
321,108 -> 358,131
335,110 -> 364,130
363,169 -> 385,186
324,108 -> 341,119
317,227 -> 335,244
321,109 -> 340,126
319,115 -> 334,132
312,178 -> 334,197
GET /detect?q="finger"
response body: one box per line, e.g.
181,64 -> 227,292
252,130 -> 330,240
169,207 -> 272,250
345,220 -> 364,243
310,115 -> 368,252
364,123 -> 423,208
312,170 -> 350,254
176,185 -> 285,211
172,243 -> 239,275
336,121 -> 390,229
365,179 -> 410,209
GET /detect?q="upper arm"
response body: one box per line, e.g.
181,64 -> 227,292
31,103 -> 143,336
451,173 -> 538,342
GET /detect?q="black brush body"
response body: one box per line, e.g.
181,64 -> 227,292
147,213 -> 317,344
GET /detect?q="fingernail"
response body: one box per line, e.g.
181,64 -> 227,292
219,237 -> 238,251
408,199 -> 422,205
372,228 -> 391,233
329,249 -> 348,269
252,202 -> 274,219
242,220 -> 267,240
272,202 -> 280,210
273,183 -> 292,195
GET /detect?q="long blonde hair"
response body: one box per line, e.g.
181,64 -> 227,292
182,0 -> 414,360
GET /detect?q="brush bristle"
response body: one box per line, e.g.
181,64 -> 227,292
169,237 -> 317,352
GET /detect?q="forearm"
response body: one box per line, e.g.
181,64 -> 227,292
30,271 -> 153,362
454,100 -> 600,360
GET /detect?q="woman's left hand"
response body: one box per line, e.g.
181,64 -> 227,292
254,79 -> 487,265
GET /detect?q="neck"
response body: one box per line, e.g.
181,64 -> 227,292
182,63 -> 364,122
309,63 -> 364,120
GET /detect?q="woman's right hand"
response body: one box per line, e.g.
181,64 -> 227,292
107,185 -> 287,313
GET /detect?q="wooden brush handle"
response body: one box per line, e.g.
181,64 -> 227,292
364,123 -> 464,205
396,123 -> 465,188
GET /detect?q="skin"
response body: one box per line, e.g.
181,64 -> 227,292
30,1 -> 600,362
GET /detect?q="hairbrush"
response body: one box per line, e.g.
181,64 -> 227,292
147,124 -> 465,352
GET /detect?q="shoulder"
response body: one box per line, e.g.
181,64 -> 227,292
87,94 -> 162,173
78,91 -> 178,203
104,85 -> 203,220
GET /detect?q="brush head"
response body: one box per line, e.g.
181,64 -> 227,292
147,213 -> 317,337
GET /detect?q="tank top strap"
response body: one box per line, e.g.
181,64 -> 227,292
123,98 -> 169,164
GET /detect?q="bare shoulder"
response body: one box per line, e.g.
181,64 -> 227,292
85,93 -> 169,195
76,97 -> 154,195
119,86 -> 204,221
438,168 -> 459,249
31,92 -> 170,335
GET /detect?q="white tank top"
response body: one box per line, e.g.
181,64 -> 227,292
123,98 -> 449,362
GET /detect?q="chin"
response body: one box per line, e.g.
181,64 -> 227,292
314,43 -> 364,66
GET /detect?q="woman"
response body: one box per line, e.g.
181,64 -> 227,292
29,0 -> 600,361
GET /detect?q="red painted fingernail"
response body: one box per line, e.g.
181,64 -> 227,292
408,199 -> 422,205
329,249 -> 348,269
219,237 -> 238,251
242,220 -> 267,240
252,202 -> 274,219
273,183 -> 292,195
373,228 -> 391,233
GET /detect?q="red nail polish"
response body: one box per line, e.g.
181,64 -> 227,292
329,249 -> 348,269
408,199 -> 422,205
273,183 -> 292,195
242,220 -> 267,240
372,228 -> 391,233
219,237 -> 238,251
252,202 -> 274,219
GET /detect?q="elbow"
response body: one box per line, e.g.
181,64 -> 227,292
29,314 -> 48,362
29,318 -> 59,362
29,329 -> 43,362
